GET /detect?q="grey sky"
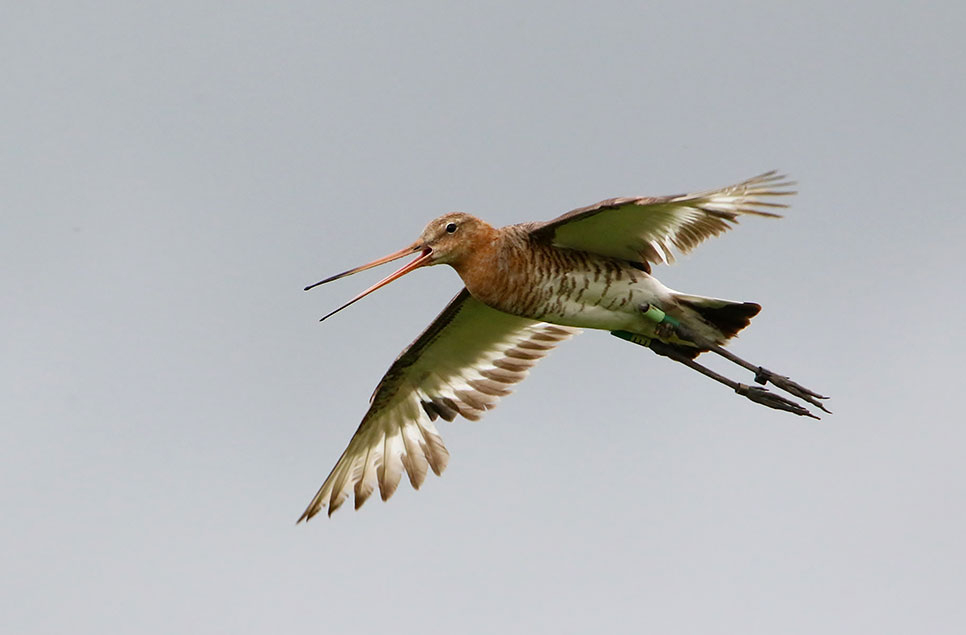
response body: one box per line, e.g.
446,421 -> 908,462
3,2 -> 965,633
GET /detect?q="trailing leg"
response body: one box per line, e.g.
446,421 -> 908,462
638,335 -> 820,419
705,344 -> 830,412
639,303 -> 830,413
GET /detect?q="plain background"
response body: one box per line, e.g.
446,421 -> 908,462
3,2 -> 965,633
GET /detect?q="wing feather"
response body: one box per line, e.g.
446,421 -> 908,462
529,171 -> 795,265
377,428 -> 404,501
299,289 -> 578,520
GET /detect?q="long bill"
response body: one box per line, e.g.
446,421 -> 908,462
305,246 -> 433,322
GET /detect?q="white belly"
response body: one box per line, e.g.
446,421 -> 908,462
526,268 -> 676,334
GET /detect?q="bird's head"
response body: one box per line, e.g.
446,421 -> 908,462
305,212 -> 495,321
413,212 -> 494,266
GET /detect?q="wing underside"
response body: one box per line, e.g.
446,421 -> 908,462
299,289 -> 578,520
530,171 -> 794,265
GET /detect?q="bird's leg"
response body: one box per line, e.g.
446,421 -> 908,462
611,330 -> 819,419
704,345 -> 830,412
649,340 -> 821,419
637,304 -> 831,414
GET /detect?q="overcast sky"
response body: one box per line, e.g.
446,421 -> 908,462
3,2 -> 965,633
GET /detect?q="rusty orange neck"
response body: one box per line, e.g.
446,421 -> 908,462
448,224 -> 500,282
446,224 -> 535,306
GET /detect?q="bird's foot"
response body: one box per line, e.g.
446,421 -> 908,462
753,367 -> 831,413
735,384 -> 820,419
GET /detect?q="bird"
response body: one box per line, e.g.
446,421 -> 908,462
298,171 -> 829,520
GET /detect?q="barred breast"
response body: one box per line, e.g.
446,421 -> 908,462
461,230 -> 672,333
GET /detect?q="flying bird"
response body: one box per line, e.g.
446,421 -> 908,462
299,171 -> 828,520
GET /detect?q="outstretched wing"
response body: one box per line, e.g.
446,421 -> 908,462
299,289 -> 578,520
529,171 -> 794,266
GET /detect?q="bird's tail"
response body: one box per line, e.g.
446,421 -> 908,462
674,294 -> 761,344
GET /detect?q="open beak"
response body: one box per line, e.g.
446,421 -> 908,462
305,244 -> 433,322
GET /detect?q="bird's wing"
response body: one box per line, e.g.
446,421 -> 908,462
299,288 -> 578,520
529,171 -> 794,266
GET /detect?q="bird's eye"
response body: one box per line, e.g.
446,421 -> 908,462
445,222 -> 458,233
